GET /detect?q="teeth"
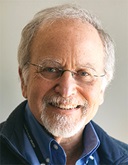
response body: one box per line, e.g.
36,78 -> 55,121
58,104 -> 77,109
50,102 -> 79,110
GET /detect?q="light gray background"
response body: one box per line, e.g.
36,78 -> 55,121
0,0 -> 128,143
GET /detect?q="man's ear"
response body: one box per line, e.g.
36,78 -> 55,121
99,89 -> 105,105
18,68 -> 27,98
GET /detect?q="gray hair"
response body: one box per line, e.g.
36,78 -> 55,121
18,4 -> 115,88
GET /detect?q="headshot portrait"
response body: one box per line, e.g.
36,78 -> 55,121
0,1 -> 128,164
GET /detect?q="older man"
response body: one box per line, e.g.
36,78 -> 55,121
0,4 -> 128,165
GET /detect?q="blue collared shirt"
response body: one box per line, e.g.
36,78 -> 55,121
22,103 -> 100,165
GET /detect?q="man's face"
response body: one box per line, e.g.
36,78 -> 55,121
20,19 -> 105,138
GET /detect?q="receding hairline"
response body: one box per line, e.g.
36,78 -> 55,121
30,17 -> 104,51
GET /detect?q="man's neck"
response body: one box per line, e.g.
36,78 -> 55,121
54,129 -> 84,165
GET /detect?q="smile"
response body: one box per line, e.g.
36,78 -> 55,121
49,102 -> 82,110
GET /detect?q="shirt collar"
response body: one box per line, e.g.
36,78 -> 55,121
82,121 -> 100,157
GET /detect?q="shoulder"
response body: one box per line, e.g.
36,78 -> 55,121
0,101 -> 29,165
0,101 -> 27,135
91,121 -> 128,164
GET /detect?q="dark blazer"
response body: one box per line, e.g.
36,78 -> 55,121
0,101 -> 128,165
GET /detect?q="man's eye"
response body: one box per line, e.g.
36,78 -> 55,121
42,67 -> 58,73
79,71 -> 90,76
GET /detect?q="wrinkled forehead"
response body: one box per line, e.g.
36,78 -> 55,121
33,18 -> 103,46
30,19 -> 104,71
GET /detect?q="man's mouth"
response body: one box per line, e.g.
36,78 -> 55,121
49,102 -> 82,110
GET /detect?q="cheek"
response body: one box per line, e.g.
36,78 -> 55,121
81,85 -> 103,123
83,84 -> 103,107
26,79 -> 55,119
27,76 -> 53,98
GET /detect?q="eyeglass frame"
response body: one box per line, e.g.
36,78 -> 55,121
27,62 -> 105,83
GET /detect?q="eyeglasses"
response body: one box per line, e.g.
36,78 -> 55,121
28,62 -> 105,84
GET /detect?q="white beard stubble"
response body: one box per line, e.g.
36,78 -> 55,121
40,95 -> 88,138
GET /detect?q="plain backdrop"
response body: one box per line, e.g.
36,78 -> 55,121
0,0 -> 128,143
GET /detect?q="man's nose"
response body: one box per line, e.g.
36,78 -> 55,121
54,71 -> 77,97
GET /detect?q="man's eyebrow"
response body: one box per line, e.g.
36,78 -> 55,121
78,63 -> 97,72
38,59 -> 97,72
39,59 -> 62,66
